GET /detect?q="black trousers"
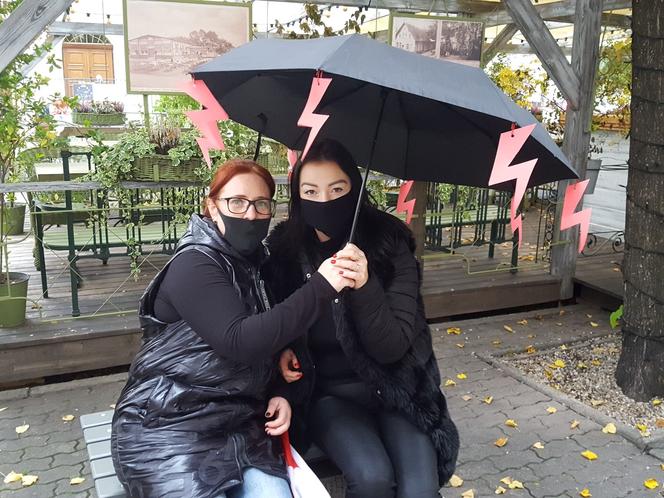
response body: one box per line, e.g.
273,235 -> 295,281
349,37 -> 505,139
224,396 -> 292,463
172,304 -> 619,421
308,382 -> 441,498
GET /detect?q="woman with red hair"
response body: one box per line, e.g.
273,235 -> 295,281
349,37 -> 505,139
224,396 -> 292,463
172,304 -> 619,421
111,159 -> 353,498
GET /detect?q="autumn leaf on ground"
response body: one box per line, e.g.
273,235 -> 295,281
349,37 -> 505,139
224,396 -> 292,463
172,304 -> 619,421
509,480 -> 524,489
495,486 -> 507,494
517,319 -> 528,325
526,345 -> 537,354
644,479 -> 659,489
559,309 -> 566,315
655,419 -> 664,429
560,344 -> 568,350
461,490 -> 475,498
62,415 -> 75,422
556,322 -> 563,326
553,359 -> 566,368
532,441 -> 545,449
448,475 -> 463,487
503,325 -> 514,333
652,399 -> 662,406
0,407 -> 7,412
492,340 -> 502,346
457,373 -> 467,380
590,399 -> 605,407
21,475 -> 38,486
444,379 -> 456,387
579,489 -> 592,497
505,419 -> 518,428
546,406 -> 557,414
109,404 -> 116,409
456,343 -> 465,349
447,327 -> 462,335
70,477 -> 85,485
636,424 -> 651,436
586,314 -> 593,319
577,361 -> 588,369
571,420 -> 581,429
602,423 -> 617,434
484,396 -> 494,404
15,424 -> 29,435
3,471 -> 23,484
581,450 -> 598,461
461,395 -> 473,401
527,334 -> 536,339
544,369 -> 553,379
660,463 -> 664,471
495,437 -> 509,447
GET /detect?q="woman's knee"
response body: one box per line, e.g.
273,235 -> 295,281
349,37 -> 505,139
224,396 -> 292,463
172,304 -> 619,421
345,464 -> 396,498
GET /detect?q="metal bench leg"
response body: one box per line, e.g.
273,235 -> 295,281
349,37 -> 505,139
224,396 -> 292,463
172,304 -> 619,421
488,220 -> 497,259
35,214 -> 49,298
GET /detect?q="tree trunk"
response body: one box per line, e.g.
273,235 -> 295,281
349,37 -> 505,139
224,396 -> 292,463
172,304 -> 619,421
615,0 -> 664,401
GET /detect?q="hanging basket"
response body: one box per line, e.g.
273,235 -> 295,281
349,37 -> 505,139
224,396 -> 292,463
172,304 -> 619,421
72,112 -> 126,126
131,155 -> 202,182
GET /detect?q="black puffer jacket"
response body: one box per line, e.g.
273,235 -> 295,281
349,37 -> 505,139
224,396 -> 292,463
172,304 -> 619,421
265,211 -> 460,486
111,215 -> 286,498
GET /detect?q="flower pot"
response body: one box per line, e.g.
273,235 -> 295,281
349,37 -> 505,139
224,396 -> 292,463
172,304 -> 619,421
131,155 -> 201,182
0,272 -> 30,327
72,112 -> 125,126
3,203 -> 26,235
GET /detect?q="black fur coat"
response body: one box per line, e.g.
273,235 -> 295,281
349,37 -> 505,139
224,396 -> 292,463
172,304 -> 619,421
264,209 -> 460,486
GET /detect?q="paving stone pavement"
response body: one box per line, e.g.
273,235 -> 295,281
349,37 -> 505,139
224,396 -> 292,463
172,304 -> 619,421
1,300 -> 662,497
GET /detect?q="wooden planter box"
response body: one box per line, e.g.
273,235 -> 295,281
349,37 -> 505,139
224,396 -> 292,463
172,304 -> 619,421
72,112 -> 125,126
131,155 -> 201,182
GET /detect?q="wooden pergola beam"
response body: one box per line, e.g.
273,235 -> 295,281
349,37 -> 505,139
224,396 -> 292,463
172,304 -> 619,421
48,22 -> 124,37
483,23 -> 519,63
0,0 -> 74,73
504,0 -> 581,109
483,42 -> 573,57
549,12 -> 631,30
480,0 -> 630,26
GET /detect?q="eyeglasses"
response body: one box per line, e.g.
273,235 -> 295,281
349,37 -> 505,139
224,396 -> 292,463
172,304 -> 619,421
218,197 -> 276,216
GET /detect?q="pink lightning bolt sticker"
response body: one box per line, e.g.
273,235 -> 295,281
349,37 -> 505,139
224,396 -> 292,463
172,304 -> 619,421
287,148 -> 298,180
178,78 -> 229,167
488,124 -> 538,248
560,179 -> 592,253
396,180 -> 416,225
297,75 -> 332,160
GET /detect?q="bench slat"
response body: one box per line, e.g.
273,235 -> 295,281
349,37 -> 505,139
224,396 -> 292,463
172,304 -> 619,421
80,410 -> 114,429
84,424 -> 113,444
87,439 -> 112,460
95,475 -> 127,498
91,456 -> 117,479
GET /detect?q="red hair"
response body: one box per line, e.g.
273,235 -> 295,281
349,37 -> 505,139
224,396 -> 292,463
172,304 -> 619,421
204,159 -> 275,217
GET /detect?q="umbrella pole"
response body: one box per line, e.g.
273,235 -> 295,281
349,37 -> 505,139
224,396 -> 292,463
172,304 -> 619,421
253,132 -> 263,161
348,90 -> 388,244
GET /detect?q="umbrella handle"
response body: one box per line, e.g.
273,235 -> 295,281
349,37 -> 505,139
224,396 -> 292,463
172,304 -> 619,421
348,165 -> 371,244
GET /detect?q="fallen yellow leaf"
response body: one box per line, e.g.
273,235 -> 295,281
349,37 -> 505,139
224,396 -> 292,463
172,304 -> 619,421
70,477 -> 86,485
586,314 -> 593,319
109,404 -> 116,409
503,325 -> 514,333
578,361 -> 588,369
656,419 -> 664,429
528,334 -> 536,338
3,471 -> 23,484
660,463 -> 664,471
62,415 -> 75,422
554,359 -> 566,368
602,423 -> 617,434
15,424 -> 29,435
612,267 -> 621,272
0,407 -> 7,412
449,474 -> 463,487
559,309 -> 566,315
590,399 -> 605,407
505,419 -> 518,428
653,399 -> 662,406
495,486 -> 507,494
461,490 -> 475,498
644,479 -> 659,490
457,373 -> 467,380
21,475 -> 38,486
636,423 -> 648,433
546,406 -> 557,414
456,343 -> 465,348
484,396 -> 494,404
571,420 -> 581,429
580,489 -> 592,497
581,450 -> 598,461
494,437 -> 509,447
447,327 -> 462,335
556,322 -> 563,326
492,340 -> 502,346
591,359 -> 602,366
526,345 -> 537,354
560,344 -> 568,350
509,479 -> 524,489
444,379 -> 456,387
533,442 -> 545,449
590,322 -> 599,328
461,395 -> 473,401
544,369 -> 553,379
517,319 -> 528,325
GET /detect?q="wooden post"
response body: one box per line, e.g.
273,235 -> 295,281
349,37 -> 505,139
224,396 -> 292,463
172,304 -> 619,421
411,181 -> 429,261
551,0 -> 604,300
0,0 -> 74,73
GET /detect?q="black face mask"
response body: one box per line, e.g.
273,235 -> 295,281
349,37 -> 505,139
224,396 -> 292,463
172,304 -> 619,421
219,213 -> 270,257
300,191 -> 358,240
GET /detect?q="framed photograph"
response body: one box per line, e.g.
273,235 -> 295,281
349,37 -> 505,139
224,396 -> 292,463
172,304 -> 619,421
123,0 -> 251,94
389,14 -> 484,67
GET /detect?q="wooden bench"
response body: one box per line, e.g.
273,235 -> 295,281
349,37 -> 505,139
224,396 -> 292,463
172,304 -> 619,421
80,410 -> 339,498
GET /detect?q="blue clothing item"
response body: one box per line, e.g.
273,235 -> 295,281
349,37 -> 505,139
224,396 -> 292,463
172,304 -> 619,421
218,467 -> 292,498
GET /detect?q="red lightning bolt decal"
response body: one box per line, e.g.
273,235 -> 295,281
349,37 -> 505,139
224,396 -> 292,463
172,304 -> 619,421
178,78 -> 229,167
488,124 -> 538,248
560,179 -> 592,253
287,148 -> 298,181
297,75 -> 332,160
396,180 -> 416,225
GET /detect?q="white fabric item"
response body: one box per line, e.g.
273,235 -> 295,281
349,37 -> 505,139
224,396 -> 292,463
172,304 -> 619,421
286,444 -> 331,498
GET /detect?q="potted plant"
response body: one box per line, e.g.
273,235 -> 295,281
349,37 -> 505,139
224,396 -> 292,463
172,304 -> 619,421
72,99 -> 125,126
1,1 -> 75,326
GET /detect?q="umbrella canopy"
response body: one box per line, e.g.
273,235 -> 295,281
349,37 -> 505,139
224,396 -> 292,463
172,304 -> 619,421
191,34 -> 577,189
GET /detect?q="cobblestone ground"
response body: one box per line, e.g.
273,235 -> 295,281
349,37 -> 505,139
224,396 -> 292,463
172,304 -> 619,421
1,300 -> 661,497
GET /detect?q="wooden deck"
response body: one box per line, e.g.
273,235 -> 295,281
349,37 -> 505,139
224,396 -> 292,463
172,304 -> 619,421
1,207 -> 625,386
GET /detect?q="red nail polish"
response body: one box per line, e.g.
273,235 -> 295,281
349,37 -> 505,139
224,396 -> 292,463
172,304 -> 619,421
333,253 -> 337,257
331,259 -> 336,264
339,270 -> 344,275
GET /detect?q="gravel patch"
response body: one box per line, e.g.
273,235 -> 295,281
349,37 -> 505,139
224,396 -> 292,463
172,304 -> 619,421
501,333 -> 664,436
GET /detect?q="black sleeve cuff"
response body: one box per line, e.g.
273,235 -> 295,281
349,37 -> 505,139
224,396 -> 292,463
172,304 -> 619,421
311,271 -> 339,300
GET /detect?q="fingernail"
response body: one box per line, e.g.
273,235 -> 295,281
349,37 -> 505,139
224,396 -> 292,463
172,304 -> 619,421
294,362 -> 300,368
331,259 -> 336,264
265,412 -> 271,417
333,253 -> 337,257
339,270 -> 344,275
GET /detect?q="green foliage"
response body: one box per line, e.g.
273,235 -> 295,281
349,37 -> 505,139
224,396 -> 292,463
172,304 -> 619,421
610,304 -> 624,329
275,3 -> 365,39
595,38 -> 631,123
153,95 -> 199,126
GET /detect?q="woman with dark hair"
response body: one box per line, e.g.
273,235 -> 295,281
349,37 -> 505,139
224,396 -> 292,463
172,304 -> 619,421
265,139 -> 460,498
111,159 -> 354,498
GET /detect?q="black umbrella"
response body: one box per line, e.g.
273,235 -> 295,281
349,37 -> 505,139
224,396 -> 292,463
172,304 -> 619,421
190,34 -> 577,239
